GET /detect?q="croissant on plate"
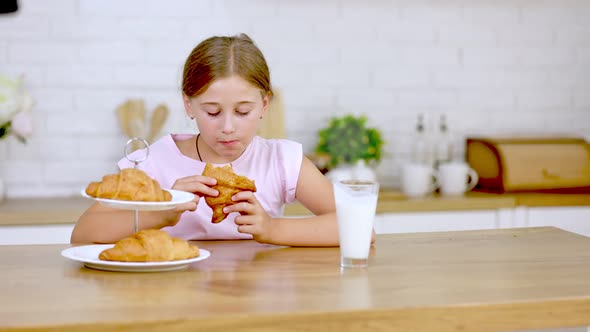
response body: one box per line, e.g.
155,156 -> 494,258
99,229 -> 200,262
202,163 -> 257,224
85,168 -> 172,202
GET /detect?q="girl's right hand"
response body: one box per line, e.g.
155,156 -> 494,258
159,175 -> 219,227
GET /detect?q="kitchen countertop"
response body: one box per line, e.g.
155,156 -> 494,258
2,227 -> 590,331
1,190 -> 589,226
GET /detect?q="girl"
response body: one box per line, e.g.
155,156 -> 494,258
71,34 -> 341,247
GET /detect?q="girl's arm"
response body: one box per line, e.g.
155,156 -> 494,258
267,156 -> 378,247
263,156 -> 344,247
70,201 -> 198,244
71,174 -> 217,244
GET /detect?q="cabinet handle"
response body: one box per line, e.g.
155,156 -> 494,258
542,168 -> 561,179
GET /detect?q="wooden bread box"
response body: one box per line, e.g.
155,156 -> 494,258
466,137 -> 590,193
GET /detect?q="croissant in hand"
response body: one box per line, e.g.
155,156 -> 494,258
85,168 -> 172,202
99,229 -> 200,262
202,163 -> 257,224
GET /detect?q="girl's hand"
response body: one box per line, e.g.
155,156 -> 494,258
159,175 -> 219,227
224,191 -> 273,243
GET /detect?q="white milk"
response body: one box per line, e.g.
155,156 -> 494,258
335,191 -> 378,259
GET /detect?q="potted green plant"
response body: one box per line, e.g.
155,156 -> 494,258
315,114 -> 384,180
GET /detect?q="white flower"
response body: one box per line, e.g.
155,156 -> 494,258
0,74 -> 34,143
11,109 -> 33,139
0,84 -> 20,124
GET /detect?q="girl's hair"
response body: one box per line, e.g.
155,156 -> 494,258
182,33 -> 272,99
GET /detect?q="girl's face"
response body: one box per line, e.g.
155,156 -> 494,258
184,75 -> 269,163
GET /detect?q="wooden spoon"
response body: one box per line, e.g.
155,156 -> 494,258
257,89 -> 285,138
116,100 -> 132,139
127,99 -> 146,151
146,104 -> 169,143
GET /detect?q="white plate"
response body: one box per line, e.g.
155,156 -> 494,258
61,245 -> 210,272
81,188 -> 195,211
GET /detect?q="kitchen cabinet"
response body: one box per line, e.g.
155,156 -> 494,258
375,210 -> 499,234
4,210 -> 503,245
0,224 -> 74,245
375,206 -> 590,237
1,193 -> 589,245
525,206 -> 590,237
3,207 -> 590,244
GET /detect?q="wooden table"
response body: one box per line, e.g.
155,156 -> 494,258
2,227 -> 590,332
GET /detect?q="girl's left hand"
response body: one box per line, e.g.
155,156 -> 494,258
224,191 -> 272,243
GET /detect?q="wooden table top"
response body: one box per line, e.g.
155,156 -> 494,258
2,227 -> 590,331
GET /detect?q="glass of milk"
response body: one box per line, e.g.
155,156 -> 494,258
333,180 -> 379,268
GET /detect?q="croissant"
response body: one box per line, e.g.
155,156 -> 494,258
202,163 -> 257,223
85,168 -> 172,202
99,229 -> 200,262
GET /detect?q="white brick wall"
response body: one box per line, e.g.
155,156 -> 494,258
0,0 -> 589,197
